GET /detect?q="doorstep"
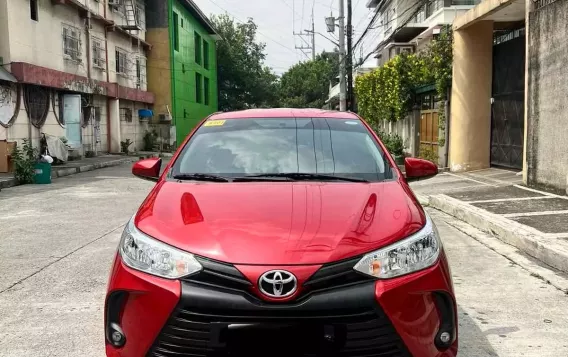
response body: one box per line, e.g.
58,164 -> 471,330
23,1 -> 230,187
0,155 -> 137,190
411,169 -> 568,274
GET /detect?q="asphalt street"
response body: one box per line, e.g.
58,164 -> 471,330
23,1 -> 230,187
0,164 -> 567,356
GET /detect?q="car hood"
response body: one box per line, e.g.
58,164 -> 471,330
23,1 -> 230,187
135,180 -> 426,265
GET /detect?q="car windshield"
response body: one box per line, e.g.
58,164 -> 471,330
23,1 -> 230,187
171,117 -> 395,182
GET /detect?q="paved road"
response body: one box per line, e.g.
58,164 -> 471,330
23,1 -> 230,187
0,165 -> 567,357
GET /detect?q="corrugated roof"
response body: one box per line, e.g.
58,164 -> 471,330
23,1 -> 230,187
0,67 -> 17,83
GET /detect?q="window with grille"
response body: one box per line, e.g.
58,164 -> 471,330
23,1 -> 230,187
92,37 -> 106,69
115,47 -> 128,75
136,56 -> 147,87
194,32 -> 202,65
136,5 -> 145,30
62,24 -> 82,61
120,108 -> 132,122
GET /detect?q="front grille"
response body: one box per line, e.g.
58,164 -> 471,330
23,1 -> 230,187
183,255 -> 374,300
147,283 -> 411,357
303,256 -> 374,293
184,257 -> 252,293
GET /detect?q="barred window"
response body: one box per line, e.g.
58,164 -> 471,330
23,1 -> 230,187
120,108 -> 132,123
115,47 -> 128,75
62,24 -> 82,61
136,56 -> 147,87
136,4 -> 145,30
92,37 -> 106,69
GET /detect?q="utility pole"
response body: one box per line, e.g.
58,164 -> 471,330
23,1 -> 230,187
346,0 -> 353,111
294,12 -> 316,60
311,9 -> 316,60
338,0 -> 347,112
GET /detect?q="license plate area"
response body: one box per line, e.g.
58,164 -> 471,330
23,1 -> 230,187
210,322 -> 346,356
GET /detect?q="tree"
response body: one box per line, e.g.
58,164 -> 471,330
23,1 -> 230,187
211,14 -> 279,111
278,51 -> 339,109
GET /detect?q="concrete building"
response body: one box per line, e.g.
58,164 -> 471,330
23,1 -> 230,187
366,0 -> 479,66
0,0 -> 154,156
146,0 -> 218,146
449,0 -> 568,194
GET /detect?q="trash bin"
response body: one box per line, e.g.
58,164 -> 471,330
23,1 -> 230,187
34,162 -> 52,184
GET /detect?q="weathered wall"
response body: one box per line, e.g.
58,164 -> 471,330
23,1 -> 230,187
527,2 -> 568,194
376,111 -> 420,158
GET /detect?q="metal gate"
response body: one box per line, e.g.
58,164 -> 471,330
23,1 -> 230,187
491,28 -> 525,169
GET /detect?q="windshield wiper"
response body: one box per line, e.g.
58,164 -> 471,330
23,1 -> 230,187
235,173 -> 369,183
172,173 -> 230,182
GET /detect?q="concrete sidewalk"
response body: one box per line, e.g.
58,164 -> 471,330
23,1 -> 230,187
411,168 -> 568,275
0,153 -> 170,190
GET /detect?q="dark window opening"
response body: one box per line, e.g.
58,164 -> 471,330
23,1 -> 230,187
194,32 -> 202,65
195,72 -> 202,103
173,12 -> 179,52
204,77 -> 210,106
203,40 -> 209,69
30,0 -> 38,21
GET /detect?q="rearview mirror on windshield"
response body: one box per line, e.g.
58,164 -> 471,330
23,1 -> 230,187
132,158 -> 162,182
404,157 -> 438,182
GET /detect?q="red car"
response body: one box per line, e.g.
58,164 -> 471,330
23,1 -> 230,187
104,109 -> 457,357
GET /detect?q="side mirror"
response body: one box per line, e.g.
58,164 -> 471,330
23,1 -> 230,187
132,158 -> 162,182
404,157 -> 438,182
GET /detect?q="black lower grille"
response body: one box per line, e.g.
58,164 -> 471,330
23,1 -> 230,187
147,283 -> 411,357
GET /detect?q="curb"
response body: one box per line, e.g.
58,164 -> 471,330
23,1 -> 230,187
0,157 -> 135,190
426,194 -> 568,274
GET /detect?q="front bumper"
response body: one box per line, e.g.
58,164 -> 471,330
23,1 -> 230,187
105,252 -> 457,357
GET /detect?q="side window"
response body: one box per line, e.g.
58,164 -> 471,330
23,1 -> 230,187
194,32 -> 202,65
203,40 -> 209,69
173,12 -> 179,52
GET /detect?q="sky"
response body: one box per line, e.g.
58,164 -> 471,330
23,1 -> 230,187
192,0 -> 379,75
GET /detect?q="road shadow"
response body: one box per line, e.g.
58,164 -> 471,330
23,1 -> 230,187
458,306 -> 502,357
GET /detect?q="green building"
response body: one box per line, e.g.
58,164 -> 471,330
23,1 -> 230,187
146,0 -> 219,145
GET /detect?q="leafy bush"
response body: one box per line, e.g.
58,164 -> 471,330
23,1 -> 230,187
11,139 -> 38,184
419,147 -> 439,164
377,130 -> 405,157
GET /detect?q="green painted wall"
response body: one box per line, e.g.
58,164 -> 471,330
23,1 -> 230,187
169,0 -> 218,144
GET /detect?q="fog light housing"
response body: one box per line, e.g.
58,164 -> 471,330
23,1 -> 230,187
105,291 -> 128,348
433,291 -> 457,350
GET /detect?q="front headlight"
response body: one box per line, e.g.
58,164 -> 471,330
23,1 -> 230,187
119,216 -> 202,279
353,215 -> 441,279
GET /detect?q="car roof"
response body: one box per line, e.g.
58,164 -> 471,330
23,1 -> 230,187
209,108 -> 361,120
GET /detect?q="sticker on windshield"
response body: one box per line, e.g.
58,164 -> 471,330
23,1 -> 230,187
204,120 -> 226,127
344,120 -> 359,125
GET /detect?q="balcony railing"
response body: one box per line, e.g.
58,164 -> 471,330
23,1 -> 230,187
412,0 -> 479,23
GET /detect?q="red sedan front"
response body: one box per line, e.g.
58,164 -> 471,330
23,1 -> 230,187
104,109 -> 457,357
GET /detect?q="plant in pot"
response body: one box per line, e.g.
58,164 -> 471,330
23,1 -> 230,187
389,134 -> 405,165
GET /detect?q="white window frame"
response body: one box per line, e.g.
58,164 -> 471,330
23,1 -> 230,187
115,47 -> 129,76
62,24 -> 82,62
92,37 -> 106,69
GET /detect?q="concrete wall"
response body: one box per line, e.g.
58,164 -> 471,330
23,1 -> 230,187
376,111 -> 420,157
449,20 -> 493,171
527,2 -> 568,193
119,99 -> 150,151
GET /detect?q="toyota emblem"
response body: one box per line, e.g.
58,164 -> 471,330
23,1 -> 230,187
258,270 -> 297,298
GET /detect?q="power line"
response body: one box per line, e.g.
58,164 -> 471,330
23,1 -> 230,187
203,0 -> 298,55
